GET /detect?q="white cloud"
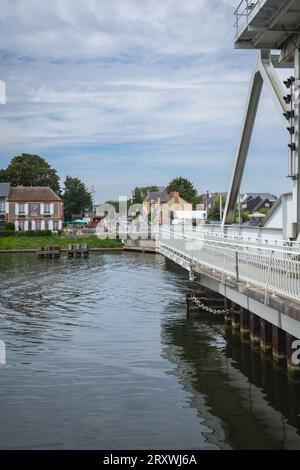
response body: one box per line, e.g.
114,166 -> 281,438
0,0 -> 292,200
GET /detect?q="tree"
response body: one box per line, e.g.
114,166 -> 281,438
208,196 -> 226,221
165,177 -> 197,203
0,154 -> 60,193
62,176 -> 92,220
132,186 -> 158,205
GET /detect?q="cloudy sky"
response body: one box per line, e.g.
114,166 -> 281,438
0,0 -> 292,201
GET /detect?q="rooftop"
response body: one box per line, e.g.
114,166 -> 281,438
0,182 -> 10,198
8,186 -> 62,202
144,191 -> 170,203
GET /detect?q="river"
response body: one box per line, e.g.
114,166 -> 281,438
0,252 -> 300,450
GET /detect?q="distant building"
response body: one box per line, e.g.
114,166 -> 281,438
143,190 -> 171,211
6,186 -> 63,232
143,190 -> 192,225
240,193 -> 276,213
162,192 -> 193,225
0,182 -> 10,229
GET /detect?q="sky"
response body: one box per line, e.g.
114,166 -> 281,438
0,0 -> 293,202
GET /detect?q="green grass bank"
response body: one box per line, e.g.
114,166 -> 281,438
0,235 -> 123,251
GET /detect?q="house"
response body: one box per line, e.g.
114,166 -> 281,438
240,193 -> 276,213
143,190 -> 171,214
143,190 -> 193,225
7,186 -> 63,232
0,182 -> 10,229
161,192 -> 193,225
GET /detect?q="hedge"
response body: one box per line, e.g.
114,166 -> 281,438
0,230 -> 52,237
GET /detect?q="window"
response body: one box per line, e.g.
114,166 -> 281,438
35,221 -> 41,231
44,221 -> 49,230
44,204 -> 51,214
53,221 -> 59,231
0,202 -> 5,213
29,203 -> 40,217
18,204 -> 25,214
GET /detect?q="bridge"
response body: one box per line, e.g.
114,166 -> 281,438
156,0 -> 300,378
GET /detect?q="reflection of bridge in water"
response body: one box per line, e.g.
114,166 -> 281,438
161,301 -> 300,449
158,0 -> 300,377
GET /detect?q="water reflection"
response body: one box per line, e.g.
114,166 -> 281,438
161,306 -> 300,449
0,253 -> 300,449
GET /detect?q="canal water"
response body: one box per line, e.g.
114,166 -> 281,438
0,252 -> 300,450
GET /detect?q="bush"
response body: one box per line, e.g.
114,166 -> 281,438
4,222 -> 15,231
16,230 -> 52,237
0,230 -> 15,237
0,229 -> 53,238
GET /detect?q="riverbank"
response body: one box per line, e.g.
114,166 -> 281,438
0,235 -> 123,251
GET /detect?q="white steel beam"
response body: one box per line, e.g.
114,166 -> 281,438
223,54 -> 263,225
293,48 -> 300,239
223,50 -> 289,225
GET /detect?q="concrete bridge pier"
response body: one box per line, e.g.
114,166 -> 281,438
240,308 -> 250,340
260,318 -> 273,354
230,301 -> 241,334
272,326 -> 287,367
250,312 -> 261,347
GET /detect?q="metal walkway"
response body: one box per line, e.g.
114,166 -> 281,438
157,227 -> 300,302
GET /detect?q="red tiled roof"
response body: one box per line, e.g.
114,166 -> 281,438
8,186 -> 62,202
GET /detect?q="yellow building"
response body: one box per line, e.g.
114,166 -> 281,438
143,190 -> 192,225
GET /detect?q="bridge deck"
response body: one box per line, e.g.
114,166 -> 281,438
235,0 -> 300,53
158,228 -> 300,301
157,228 -> 300,338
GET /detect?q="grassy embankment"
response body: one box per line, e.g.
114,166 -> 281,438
0,235 -> 123,250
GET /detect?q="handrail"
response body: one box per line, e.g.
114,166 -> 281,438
234,0 -> 261,36
158,229 -> 300,301
159,229 -> 300,256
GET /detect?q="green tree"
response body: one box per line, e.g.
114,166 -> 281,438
0,154 -> 60,193
132,186 -> 158,205
62,176 -> 92,220
165,177 -> 197,203
208,196 -> 226,221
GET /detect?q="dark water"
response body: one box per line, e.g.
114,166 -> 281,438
0,252 -> 300,450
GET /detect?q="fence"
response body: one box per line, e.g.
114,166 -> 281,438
158,229 -> 300,301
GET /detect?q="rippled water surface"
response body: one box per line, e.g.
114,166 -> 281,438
0,252 -> 300,450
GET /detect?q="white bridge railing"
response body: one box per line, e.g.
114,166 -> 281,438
234,0 -> 262,36
157,229 -> 300,302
